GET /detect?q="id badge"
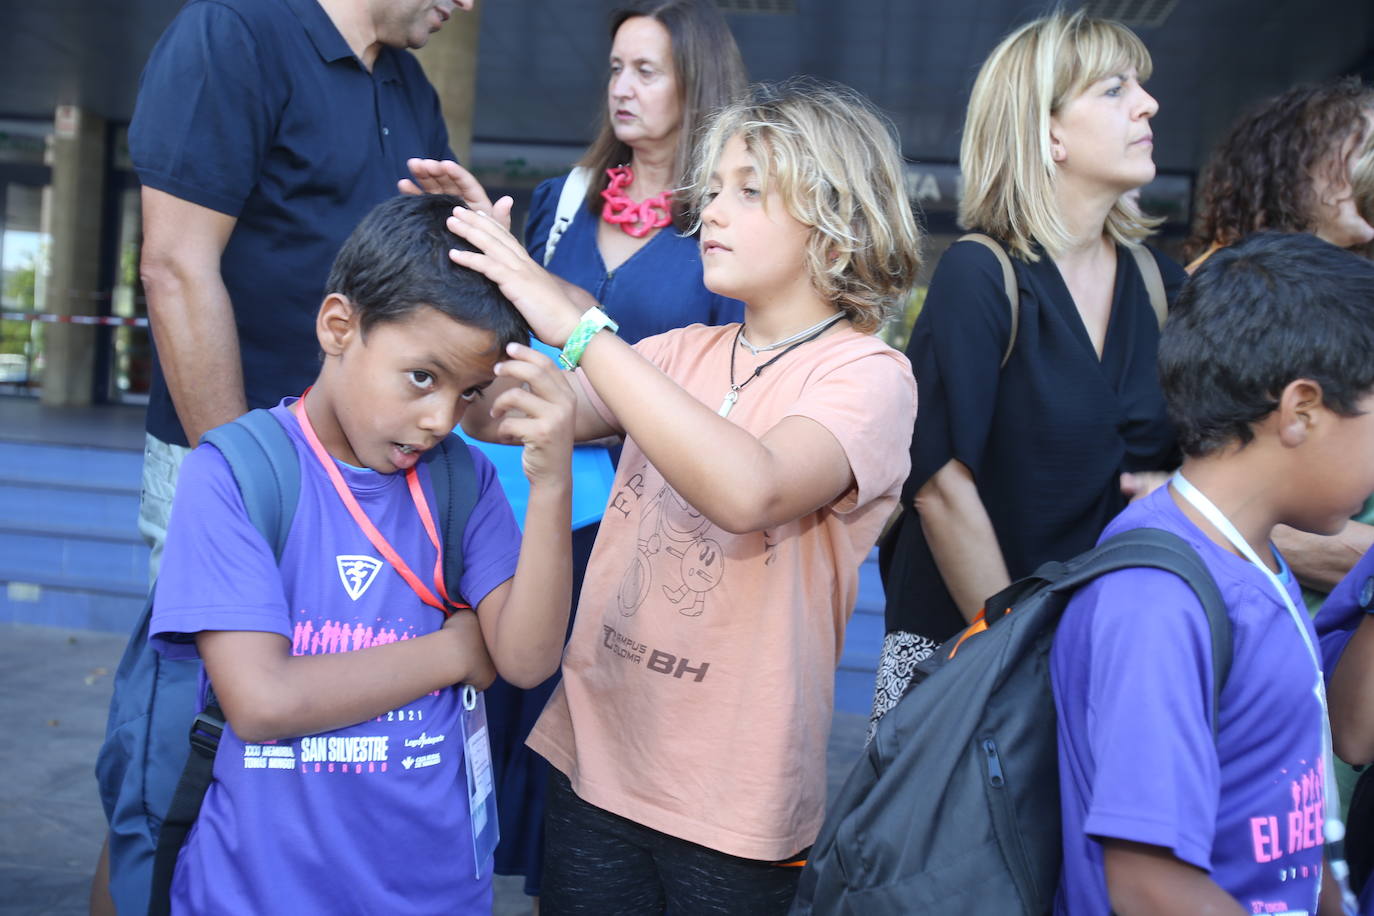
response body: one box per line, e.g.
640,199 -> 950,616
461,685 -> 499,879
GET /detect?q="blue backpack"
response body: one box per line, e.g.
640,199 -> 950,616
95,409 -> 479,915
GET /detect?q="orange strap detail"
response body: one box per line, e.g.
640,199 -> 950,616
946,608 -> 989,660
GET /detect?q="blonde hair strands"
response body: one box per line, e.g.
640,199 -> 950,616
959,9 -> 1161,261
687,81 -> 924,333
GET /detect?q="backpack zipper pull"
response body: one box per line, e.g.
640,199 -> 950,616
983,738 -> 1005,788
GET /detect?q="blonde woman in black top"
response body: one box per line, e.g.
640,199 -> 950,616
871,10 -> 1186,731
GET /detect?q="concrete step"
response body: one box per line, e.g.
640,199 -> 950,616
0,436 -> 150,633
0,580 -> 144,632
0,528 -> 149,599
855,553 -> 884,616
834,549 -> 885,716
0,481 -> 142,539
839,605 -> 884,671
835,667 -> 877,718
0,440 -> 142,492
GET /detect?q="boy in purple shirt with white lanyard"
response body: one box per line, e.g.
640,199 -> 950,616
149,194 -> 576,914
1052,232 -> 1374,916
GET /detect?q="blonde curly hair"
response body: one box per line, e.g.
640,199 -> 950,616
685,80 -> 924,333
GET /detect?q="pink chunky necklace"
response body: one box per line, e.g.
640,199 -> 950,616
600,165 -> 672,238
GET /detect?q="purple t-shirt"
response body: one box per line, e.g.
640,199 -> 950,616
1315,545 -> 1374,677
1314,547 -> 1374,914
151,402 -> 521,914
1052,485 -> 1326,915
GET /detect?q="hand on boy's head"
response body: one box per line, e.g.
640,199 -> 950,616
1120,471 -> 1170,503
445,208 -> 584,347
440,608 -> 496,691
489,342 -> 577,485
397,159 -> 514,232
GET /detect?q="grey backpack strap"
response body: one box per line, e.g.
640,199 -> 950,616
544,167 -> 593,267
1127,243 -> 1168,328
150,408 -> 300,916
201,409 -> 301,558
1038,527 -> 1232,732
957,233 -> 1019,369
422,434 -> 480,607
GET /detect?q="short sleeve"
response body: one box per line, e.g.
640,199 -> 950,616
150,444 -> 292,657
1315,546 -> 1374,676
128,1 -> 276,217
1061,566 -> 1220,870
904,240 -> 1016,498
523,176 -> 565,263
783,349 -> 917,514
453,447 -> 522,608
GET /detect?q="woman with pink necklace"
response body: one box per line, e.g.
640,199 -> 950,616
526,0 -> 748,344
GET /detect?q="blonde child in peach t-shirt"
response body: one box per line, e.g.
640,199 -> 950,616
448,82 -> 921,914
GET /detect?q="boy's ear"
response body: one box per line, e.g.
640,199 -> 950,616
317,294 -> 359,356
1275,378 -> 1326,448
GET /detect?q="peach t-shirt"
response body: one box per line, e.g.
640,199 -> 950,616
526,323 -> 916,860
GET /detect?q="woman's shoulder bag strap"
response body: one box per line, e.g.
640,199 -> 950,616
544,167 -> 594,267
956,233 -> 1019,369
1127,243 -> 1168,329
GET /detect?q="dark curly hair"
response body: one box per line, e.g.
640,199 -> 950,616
1160,232 -> 1374,457
1185,78 -> 1373,261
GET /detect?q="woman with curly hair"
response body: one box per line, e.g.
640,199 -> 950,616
1183,79 -> 1374,622
1186,78 -> 1374,267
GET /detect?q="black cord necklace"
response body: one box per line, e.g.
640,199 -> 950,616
717,313 -> 844,418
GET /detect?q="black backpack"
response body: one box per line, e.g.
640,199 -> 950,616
792,527 -> 1232,915
95,409 -> 479,916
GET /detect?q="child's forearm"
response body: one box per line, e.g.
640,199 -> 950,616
1103,840 -> 1246,916
1329,614 -> 1374,763
916,460 -> 1012,623
196,620 -> 491,743
479,477 -> 573,688
1274,520 -> 1374,592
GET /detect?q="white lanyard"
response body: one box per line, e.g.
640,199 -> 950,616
1172,473 -> 1351,913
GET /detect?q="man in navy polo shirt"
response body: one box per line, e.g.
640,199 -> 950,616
93,1 -> 475,911
130,0 -> 476,577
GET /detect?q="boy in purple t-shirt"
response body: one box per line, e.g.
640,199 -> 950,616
1052,232 -> 1374,916
149,194 -> 576,914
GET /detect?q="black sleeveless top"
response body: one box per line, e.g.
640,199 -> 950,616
881,238 -> 1186,643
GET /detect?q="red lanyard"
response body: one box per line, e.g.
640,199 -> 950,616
294,390 -> 465,617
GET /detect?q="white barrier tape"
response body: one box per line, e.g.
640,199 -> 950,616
1,312 -> 149,328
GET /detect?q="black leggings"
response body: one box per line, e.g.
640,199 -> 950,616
540,770 -> 802,915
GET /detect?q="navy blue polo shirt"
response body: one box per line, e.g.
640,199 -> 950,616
130,0 -> 453,445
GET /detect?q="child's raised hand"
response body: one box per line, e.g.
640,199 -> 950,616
488,342 -> 577,486
399,159 -> 515,232
446,208 -> 584,348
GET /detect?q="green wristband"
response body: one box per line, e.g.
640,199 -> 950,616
558,307 -> 619,369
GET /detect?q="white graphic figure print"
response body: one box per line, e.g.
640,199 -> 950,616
337,555 -> 384,601
619,483 -> 724,618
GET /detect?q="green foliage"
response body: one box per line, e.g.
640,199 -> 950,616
4,256 -> 36,311
879,284 -> 927,354
1,252 -> 38,358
